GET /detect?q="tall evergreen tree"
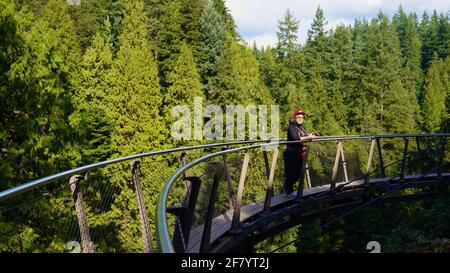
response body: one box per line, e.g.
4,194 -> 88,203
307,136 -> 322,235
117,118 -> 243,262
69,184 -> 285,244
107,0 -> 165,252
358,13 -> 419,134
164,43 -> 203,117
347,19 -> 371,131
276,8 -> 299,60
421,57 -> 449,132
147,0 -> 184,87
326,24 -> 353,132
70,20 -> 114,166
67,0 -> 112,50
0,0 -> 30,189
212,37 -> 272,106
110,0 -> 164,157
180,0 -> 206,64
303,7 -> 343,135
393,6 -> 423,99
212,0 -> 237,38
5,0 -> 80,177
199,0 -> 227,93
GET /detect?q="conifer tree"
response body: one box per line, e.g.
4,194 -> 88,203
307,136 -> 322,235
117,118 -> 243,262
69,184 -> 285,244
276,8 -> 299,60
180,0 -> 206,63
199,0 -> 227,93
6,0 -> 80,174
212,38 -> 259,105
67,0 -> 112,50
212,0 -> 237,38
358,13 -> 419,134
421,57 -> 449,132
0,0 -> 30,189
103,0 -> 166,252
327,24 -> 353,132
393,7 -> 423,99
164,43 -> 203,127
110,0 -> 164,156
70,19 -> 114,165
147,0 -> 184,87
303,7 -> 342,135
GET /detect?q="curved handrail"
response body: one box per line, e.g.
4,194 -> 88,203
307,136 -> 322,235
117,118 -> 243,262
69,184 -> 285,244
0,139 -> 283,202
156,133 -> 449,253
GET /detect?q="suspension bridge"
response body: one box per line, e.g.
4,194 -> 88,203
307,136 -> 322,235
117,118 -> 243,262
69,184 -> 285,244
0,134 -> 448,253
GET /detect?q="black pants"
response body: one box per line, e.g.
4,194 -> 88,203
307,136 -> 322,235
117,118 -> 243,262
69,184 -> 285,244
283,149 -> 305,192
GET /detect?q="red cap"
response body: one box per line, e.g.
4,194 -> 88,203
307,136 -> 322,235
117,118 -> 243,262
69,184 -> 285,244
293,108 -> 306,117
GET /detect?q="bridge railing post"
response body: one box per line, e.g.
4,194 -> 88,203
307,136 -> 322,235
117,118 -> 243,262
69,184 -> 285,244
400,138 -> 409,181
263,147 -> 279,213
340,141 -> 349,182
296,147 -> 309,201
331,141 -> 342,190
365,139 -> 376,185
415,137 -> 423,174
305,162 -> 312,187
170,176 -> 201,253
69,175 -> 96,253
376,138 -> 386,177
200,163 -> 225,253
130,160 -> 153,253
438,137 -> 447,179
179,152 -> 191,209
230,153 -> 250,232
222,148 -> 237,210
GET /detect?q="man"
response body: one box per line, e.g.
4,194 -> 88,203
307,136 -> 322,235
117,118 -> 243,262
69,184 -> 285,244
283,108 -> 319,198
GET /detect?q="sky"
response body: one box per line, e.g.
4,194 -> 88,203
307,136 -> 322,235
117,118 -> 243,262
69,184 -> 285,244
225,0 -> 450,48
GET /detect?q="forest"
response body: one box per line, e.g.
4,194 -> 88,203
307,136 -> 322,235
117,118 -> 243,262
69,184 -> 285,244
0,0 -> 449,252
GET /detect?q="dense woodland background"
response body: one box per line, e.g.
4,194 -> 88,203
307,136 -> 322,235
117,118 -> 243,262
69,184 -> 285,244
0,0 -> 449,252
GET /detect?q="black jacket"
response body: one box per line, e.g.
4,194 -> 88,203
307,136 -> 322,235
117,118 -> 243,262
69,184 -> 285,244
286,121 -> 309,154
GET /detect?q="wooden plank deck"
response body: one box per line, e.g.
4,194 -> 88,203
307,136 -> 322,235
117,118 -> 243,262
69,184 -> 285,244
185,173 -> 448,253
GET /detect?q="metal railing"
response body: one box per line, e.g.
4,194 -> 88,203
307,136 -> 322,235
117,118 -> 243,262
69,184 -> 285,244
0,139 -> 280,253
156,134 -> 449,253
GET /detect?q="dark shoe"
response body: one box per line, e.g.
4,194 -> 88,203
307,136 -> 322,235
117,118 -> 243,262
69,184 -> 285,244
283,184 -> 297,198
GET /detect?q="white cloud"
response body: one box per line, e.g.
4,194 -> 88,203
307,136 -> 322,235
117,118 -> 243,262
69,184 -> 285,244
226,0 -> 450,47
245,33 -> 278,48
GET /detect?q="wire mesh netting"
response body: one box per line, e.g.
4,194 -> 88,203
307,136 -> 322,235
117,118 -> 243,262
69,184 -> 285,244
164,137 -> 449,253
0,143 -> 252,253
1,137 -> 448,253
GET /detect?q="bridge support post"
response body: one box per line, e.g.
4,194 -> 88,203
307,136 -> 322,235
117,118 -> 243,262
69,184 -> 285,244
416,137 -> 423,174
263,148 -> 279,213
200,163 -> 225,253
171,176 -> 201,253
296,147 -> 309,201
400,138 -> 409,181
365,139 -> 376,185
179,152 -> 189,189
305,162 -> 312,187
331,141 -> 343,190
69,175 -> 96,253
340,142 -> 349,182
438,137 -> 447,179
231,154 -> 250,231
131,160 -> 153,253
222,151 -> 236,210
376,138 -> 386,177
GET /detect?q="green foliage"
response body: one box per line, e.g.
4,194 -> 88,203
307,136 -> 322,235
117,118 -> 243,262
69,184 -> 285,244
211,0 -> 236,38
163,42 -> 203,146
147,0 -> 184,86
421,57 -> 450,132
199,0 -> 226,91
276,8 -> 299,59
1,1 -> 449,253
109,0 -> 164,157
393,7 -> 423,98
